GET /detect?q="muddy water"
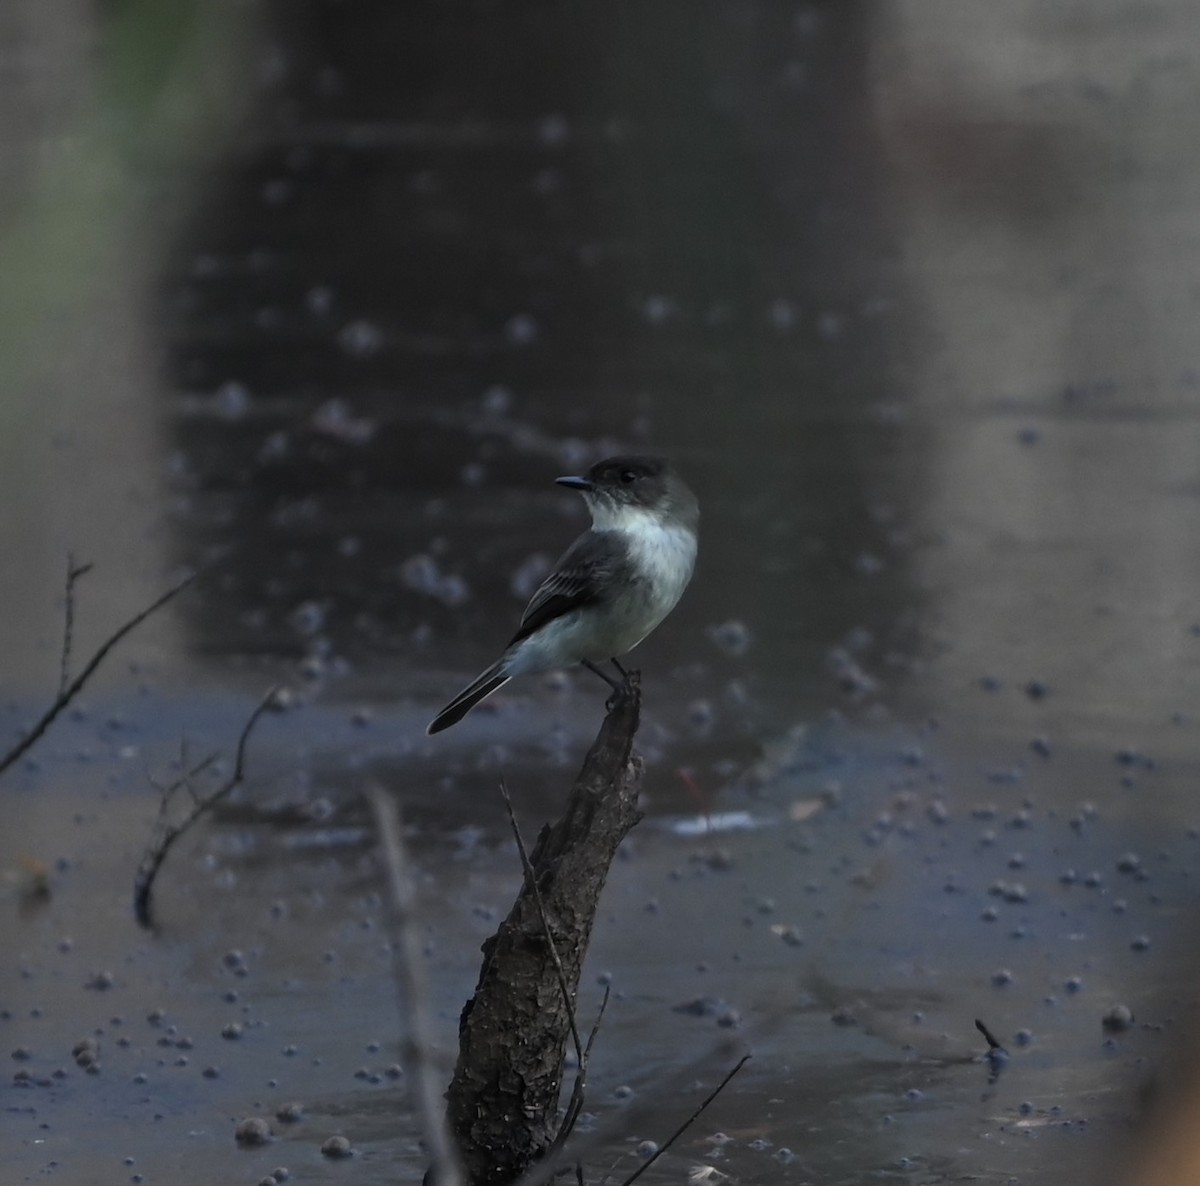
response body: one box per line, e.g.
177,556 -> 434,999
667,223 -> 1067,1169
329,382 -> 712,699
5,3 -> 1200,1184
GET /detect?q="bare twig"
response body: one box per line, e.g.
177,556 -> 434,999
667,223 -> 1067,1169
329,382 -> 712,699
584,984 -> 611,1063
498,773 -> 585,1065
133,686 -> 279,928
368,785 -> 464,1186
59,555 -> 94,696
616,1055 -> 751,1186
151,751 -> 220,818
0,570 -> 196,782
974,1018 -> 1004,1051
517,1032 -> 755,1186
548,984 -> 611,1158
975,1017 -> 1009,1085
177,751 -> 210,808
600,1149 -> 626,1186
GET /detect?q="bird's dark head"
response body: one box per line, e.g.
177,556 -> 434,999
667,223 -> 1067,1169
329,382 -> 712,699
556,455 -> 698,532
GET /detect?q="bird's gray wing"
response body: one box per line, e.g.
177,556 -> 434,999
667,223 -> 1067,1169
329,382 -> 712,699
507,531 -> 628,647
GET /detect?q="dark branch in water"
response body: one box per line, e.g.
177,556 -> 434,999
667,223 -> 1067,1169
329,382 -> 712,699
0,569 -> 195,782
58,555 -> 94,696
133,686 -> 279,928
519,1031 -> 755,1186
616,1055 -> 752,1186
974,1018 -> 1004,1051
975,1018 -> 1009,1085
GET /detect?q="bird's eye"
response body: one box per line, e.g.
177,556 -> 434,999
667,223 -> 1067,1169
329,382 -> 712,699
619,468 -> 638,484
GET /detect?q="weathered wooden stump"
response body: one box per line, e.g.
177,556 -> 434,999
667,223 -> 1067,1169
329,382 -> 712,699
446,676 -> 644,1186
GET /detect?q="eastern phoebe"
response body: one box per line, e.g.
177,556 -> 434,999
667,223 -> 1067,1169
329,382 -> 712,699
426,454 -> 699,734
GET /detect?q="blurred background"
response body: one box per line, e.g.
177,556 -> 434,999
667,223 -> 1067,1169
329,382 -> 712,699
4,2 -> 1200,1183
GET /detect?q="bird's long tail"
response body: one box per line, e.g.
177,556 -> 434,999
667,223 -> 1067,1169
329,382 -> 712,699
426,660 -> 511,735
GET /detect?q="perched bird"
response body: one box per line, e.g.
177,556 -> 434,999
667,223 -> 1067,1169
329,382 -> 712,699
426,454 -> 699,734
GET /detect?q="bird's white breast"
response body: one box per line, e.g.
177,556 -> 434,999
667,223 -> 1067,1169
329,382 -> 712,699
625,518 -> 697,614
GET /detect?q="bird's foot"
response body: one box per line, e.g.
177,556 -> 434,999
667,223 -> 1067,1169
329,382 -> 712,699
605,668 -> 640,712
581,659 -> 640,710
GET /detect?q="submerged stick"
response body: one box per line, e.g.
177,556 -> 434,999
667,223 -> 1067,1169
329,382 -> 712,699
133,686 -> 279,928
615,1055 -> 751,1186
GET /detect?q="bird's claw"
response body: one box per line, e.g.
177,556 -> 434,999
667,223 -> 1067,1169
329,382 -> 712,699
604,669 -> 638,712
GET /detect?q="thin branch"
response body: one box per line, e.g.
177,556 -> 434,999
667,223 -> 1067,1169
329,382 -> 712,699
156,751 -> 219,817
974,1018 -> 1004,1051
368,785 -> 464,1186
549,984 -> 611,1157
0,570 -> 196,781
59,555 -> 93,696
498,772 -> 585,1066
229,689 -> 275,785
616,1055 -> 751,1186
975,1017 -> 1009,1085
516,1033 -> 755,1186
583,983 -> 611,1064
599,1150 -> 627,1186
133,686 -> 279,928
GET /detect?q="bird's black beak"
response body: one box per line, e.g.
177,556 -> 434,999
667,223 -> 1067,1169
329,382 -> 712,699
555,475 -> 592,491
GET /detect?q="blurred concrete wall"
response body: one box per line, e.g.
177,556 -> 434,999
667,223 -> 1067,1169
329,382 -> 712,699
870,1 -> 1200,730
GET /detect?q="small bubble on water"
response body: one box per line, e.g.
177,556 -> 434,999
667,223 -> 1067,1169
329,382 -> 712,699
707,620 -> 752,656
511,553 -> 553,600
235,1117 -> 272,1146
338,320 -> 382,358
482,384 -> 513,414
504,313 -> 539,344
214,381 -> 250,420
306,285 -> 333,316
1102,1005 -> 1134,1032
537,113 -> 570,146
320,1135 -> 353,1159
768,299 -> 796,330
641,295 -> 676,324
